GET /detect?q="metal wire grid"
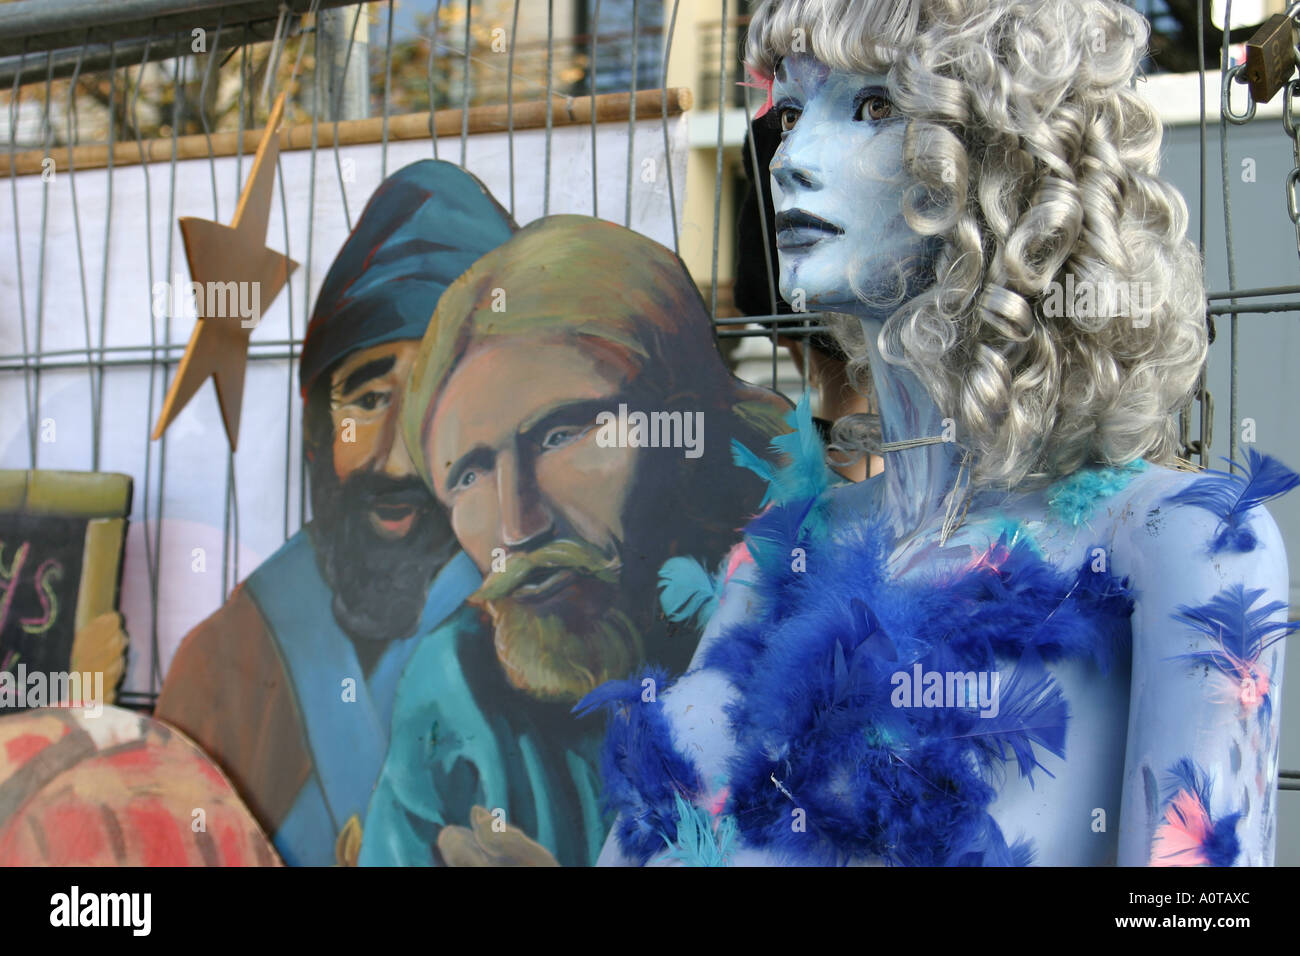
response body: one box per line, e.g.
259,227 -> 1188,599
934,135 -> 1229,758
0,0 -> 1293,722
1,0 -> 706,706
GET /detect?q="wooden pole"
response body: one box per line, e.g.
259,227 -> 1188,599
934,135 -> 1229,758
1,87 -> 694,179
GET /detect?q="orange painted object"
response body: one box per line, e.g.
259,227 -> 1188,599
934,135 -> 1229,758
0,706 -> 280,866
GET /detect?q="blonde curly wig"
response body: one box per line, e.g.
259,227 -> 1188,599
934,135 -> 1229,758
747,0 -> 1208,487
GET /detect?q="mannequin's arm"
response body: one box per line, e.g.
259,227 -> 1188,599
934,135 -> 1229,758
1116,486 -> 1290,866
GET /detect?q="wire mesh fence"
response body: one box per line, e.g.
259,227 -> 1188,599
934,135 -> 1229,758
0,0 -> 1296,723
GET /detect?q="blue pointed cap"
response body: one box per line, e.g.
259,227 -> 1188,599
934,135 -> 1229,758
299,159 -> 516,395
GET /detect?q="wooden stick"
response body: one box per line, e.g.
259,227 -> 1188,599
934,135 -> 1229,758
1,87 -> 694,179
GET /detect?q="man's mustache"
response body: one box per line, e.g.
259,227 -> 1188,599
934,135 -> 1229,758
470,539 -> 621,604
342,473 -> 434,511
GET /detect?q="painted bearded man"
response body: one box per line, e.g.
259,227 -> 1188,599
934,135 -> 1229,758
358,215 -> 792,866
156,161 -> 515,865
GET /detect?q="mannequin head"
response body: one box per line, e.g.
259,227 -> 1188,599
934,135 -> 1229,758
748,0 -> 1207,487
769,54 -> 940,314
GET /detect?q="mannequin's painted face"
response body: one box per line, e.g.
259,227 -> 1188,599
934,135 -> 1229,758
770,53 -> 935,311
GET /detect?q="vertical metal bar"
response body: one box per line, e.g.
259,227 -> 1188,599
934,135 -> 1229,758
284,3 -> 317,544
66,33 -> 99,468
303,17 -> 320,528
194,17 -> 240,593
429,0 -> 441,158
128,26 -> 160,688
33,50 -> 53,469
543,0 -> 554,215
507,0 -> 520,216
223,28 -> 248,604
710,0 -> 729,322
93,41 -> 117,474
660,0 -> 680,253
1194,0 -> 1210,467
382,0 -> 393,179
150,30 -> 185,692
7,41 -> 36,467
460,0 -> 471,167
740,71 -> 781,392
276,145 -> 295,546
1220,0 -> 1239,467
740,87 -> 777,320
625,0 -> 638,227
590,0 -> 600,217
331,3 -> 364,232
238,24 -> 248,183
288,0 -> 318,98
198,15 -> 223,218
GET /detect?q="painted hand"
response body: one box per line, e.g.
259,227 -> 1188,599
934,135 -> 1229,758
69,611 -> 127,703
436,805 -> 560,866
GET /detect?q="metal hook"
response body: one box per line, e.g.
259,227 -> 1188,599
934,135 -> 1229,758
1223,63 -> 1257,125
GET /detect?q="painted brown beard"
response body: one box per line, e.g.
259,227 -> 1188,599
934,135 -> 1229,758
483,594 -> 645,705
471,540 -> 645,704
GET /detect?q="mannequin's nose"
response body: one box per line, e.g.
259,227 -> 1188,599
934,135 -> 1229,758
771,136 -> 821,194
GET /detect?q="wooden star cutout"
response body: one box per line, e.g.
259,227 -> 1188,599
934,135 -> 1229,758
152,92 -> 298,451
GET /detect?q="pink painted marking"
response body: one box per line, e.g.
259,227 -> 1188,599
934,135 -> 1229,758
1150,791 -> 1211,866
739,66 -> 775,118
723,543 -> 753,586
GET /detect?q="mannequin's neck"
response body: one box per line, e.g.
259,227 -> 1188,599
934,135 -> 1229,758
857,316 -> 966,536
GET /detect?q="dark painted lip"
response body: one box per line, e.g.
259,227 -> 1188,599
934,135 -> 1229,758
775,208 -> 844,249
509,567 -> 578,604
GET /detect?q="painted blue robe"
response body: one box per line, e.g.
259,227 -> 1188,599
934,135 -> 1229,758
244,530 -> 480,865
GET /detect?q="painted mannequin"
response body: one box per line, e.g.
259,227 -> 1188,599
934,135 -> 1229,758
587,0 -> 1295,866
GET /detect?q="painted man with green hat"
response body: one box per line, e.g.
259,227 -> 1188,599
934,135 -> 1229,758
157,160 -> 515,866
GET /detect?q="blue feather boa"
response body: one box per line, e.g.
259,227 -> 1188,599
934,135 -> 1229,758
698,514 -> 1133,866
580,398 -> 1141,866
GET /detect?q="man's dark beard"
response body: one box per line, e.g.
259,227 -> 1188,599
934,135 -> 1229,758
308,456 -> 456,644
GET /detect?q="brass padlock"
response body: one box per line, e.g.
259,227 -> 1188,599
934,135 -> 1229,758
1245,13 -> 1298,105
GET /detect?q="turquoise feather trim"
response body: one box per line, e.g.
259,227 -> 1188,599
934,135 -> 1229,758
658,556 -> 723,628
656,793 -> 737,867
1046,460 -> 1147,527
730,392 -> 836,509
658,393 -> 839,629
730,392 -> 838,569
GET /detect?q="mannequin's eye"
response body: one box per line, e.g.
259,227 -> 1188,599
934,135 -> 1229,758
856,94 -> 893,122
779,107 -> 801,132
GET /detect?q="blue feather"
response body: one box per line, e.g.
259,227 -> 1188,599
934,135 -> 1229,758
1169,584 -> 1298,723
574,669 -> 705,863
1166,449 -> 1300,553
940,653 -> 1069,784
1164,757 -> 1213,808
658,555 -> 722,628
1161,758 -> 1243,867
1202,812 -> 1244,867
1172,584 -> 1299,670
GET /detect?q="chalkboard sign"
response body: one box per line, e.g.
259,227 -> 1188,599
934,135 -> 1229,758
0,471 -> 131,709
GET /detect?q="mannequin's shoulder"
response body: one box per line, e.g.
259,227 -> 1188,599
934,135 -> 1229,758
1106,459 -> 1290,577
